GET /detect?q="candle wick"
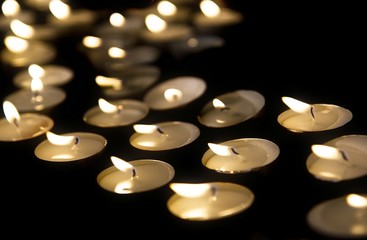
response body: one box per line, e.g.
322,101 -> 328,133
13,118 -> 19,128
340,150 -> 349,161
132,167 -> 137,178
117,105 -> 124,113
310,105 -> 315,119
74,137 -> 80,145
231,147 -> 239,155
31,91 -> 43,103
209,185 -> 218,202
156,126 -> 165,135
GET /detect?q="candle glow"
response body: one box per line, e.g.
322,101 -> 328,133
95,75 -> 122,90
10,19 -> 34,39
145,14 -> 167,33
2,0 -> 20,17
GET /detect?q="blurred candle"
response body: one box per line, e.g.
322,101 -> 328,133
167,182 -> 255,221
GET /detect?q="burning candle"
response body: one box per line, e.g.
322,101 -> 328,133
34,131 -> 107,162
83,98 -> 149,127
202,138 -> 280,173
167,182 -> 255,221
278,96 -> 353,132
198,89 -> 265,128
0,0 -> 35,32
306,134 -> 367,182
0,101 -> 53,142
97,156 -> 175,194
143,76 -> 206,110
307,193 -> 367,239
129,121 -> 200,151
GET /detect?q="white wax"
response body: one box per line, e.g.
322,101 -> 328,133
167,182 -> 254,221
143,76 -> 207,110
202,138 -> 280,173
139,23 -> 193,44
34,132 -> 107,162
0,113 -> 53,142
129,121 -> 200,151
198,90 -> 265,128
13,65 -> 74,88
307,194 -> 367,239
278,104 -> 352,132
97,159 -> 175,194
83,99 -> 149,127
193,8 -> 243,30
5,86 -> 66,112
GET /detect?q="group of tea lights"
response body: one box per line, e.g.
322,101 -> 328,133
1,1 -> 366,238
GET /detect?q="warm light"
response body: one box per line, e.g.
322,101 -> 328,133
4,36 -> 29,53
95,75 -> 122,90
282,96 -> 311,113
1,0 -> 20,17
170,183 -> 212,198
46,131 -> 76,146
110,156 -> 134,174
10,19 -> 34,39
187,37 -> 199,47
28,64 -> 45,78
31,77 -> 44,93
311,144 -> 347,161
49,0 -> 70,20
98,98 -> 119,114
157,1 -> 177,16
109,12 -> 125,27
200,0 -> 220,18
208,143 -> 238,156
114,181 -> 133,194
82,36 -> 102,48
108,47 -> 126,58
145,14 -> 167,33
212,98 -> 226,109
133,124 -> 159,134
3,101 -> 20,125
164,88 -> 183,102
346,194 -> 367,208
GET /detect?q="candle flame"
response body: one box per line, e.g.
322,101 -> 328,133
10,19 -> 34,39
95,75 -> 122,90
110,156 -> 135,174
3,101 -> 20,125
98,98 -> 120,113
108,47 -> 126,58
49,0 -> 70,20
311,144 -> 347,161
200,0 -> 220,18
28,64 -> 45,78
31,77 -> 44,93
346,194 -> 367,208
133,124 -> 159,134
212,98 -> 226,109
145,14 -> 167,33
1,0 -> 20,17
170,183 -> 213,198
164,88 -> 183,102
282,96 -> 311,113
208,142 -> 238,156
82,36 -> 102,48
109,12 -> 125,27
46,131 -> 76,146
4,35 -> 28,52
157,1 -> 177,16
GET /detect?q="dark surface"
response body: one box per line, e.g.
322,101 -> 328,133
0,1 -> 365,239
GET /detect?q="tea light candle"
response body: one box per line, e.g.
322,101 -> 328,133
34,131 -> 107,162
83,98 -> 149,128
307,193 -> 367,239
306,134 -> 367,182
0,0 -> 35,32
198,90 -> 265,128
97,156 -> 175,194
143,76 -> 206,110
202,138 -> 280,173
129,121 -> 200,151
0,101 -> 53,142
167,182 -> 255,221
13,64 -> 74,88
278,96 -> 353,132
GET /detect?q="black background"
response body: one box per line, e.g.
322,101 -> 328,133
0,1 -> 366,239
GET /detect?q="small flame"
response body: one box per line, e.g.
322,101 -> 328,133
164,88 -> 182,102
3,101 -> 20,125
108,47 -> 126,58
4,36 -> 28,53
282,96 -> 311,113
110,156 -> 135,174
1,0 -> 20,17
157,1 -> 177,16
46,131 -> 76,146
95,75 -> 122,90
208,143 -> 238,156
170,183 -> 212,198
200,0 -> 220,18
31,77 -> 44,93
10,19 -> 34,39
109,12 -> 125,27
212,98 -> 226,109
145,14 -> 167,33
98,98 -> 119,113
346,194 -> 367,208
49,0 -> 70,20
82,36 -> 102,48
311,144 -> 347,161
28,64 -> 45,79
133,124 -> 159,134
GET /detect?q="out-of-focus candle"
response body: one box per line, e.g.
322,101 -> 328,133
278,96 -> 352,132
143,76 -> 206,110
0,101 -> 53,142
34,131 -> 107,162
167,182 -> 255,221
202,138 -> 280,173
83,98 -> 149,127
97,156 -> 175,194
0,0 -> 35,32
306,134 -> 367,182
130,121 -> 200,151
198,89 -> 265,128
307,193 -> 367,239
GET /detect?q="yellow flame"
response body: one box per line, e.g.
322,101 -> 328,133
3,101 -> 20,124
164,88 -> 182,102
346,194 -> 367,208
109,12 -> 125,27
311,144 -> 345,161
46,131 -> 75,146
200,0 -> 220,18
31,77 -> 44,93
133,124 -> 158,134
212,98 -> 226,109
98,98 -> 119,113
49,0 -> 70,20
108,47 -> 126,58
95,75 -> 122,90
170,183 -> 212,198
82,36 -> 102,48
10,19 -> 34,39
208,143 -> 237,156
4,35 -> 28,52
1,0 -> 20,17
28,64 -> 45,78
282,96 -> 311,113
145,14 -> 167,33
157,1 -> 177,16
110,156 -> 134,173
